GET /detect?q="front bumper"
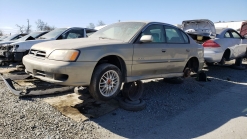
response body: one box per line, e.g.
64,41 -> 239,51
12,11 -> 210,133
204,50 -> 223,63
23,55 -> 97,86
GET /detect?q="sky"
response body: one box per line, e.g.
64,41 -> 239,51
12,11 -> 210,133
0,0 -> 247,35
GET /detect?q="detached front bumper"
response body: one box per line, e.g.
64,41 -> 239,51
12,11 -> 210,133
0,74 -> 73,96
23,55 -> 96,86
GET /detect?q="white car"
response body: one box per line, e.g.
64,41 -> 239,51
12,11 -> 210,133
182,19 -> 247,65
0,31 -> 48,47
0,27 -> 97,65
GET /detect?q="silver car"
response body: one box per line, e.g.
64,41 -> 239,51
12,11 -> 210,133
182,19 -> 247,65
23,21 -> 204,101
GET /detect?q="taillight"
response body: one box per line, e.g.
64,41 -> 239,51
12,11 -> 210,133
202,40 -> 220,47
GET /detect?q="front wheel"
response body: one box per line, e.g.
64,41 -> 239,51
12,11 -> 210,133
89,63 -> 122,101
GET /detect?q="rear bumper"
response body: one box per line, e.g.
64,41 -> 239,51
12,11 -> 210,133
204,50 -> 223,62
23,55 -> 96,86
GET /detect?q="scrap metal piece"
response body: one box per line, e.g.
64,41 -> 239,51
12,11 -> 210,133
0,74 -> 73,96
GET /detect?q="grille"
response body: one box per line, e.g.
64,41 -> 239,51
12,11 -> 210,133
29,49 -> 46,57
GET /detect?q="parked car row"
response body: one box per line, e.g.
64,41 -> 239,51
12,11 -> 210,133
1,19 -> 247,102
0,27 -> 97,65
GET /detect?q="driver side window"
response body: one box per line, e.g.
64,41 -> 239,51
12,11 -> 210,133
58,29 -> 84,40
141,24 -> 165,43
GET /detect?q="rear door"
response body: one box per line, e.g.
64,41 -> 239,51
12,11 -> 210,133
132,24 -> 169,76
164,25 -> 191,73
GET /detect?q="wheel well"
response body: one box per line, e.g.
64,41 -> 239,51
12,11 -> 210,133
94,55 -> 127,82
184,57 -> 199,72
223,49 -> 230,60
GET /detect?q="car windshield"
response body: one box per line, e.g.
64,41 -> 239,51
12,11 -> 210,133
39,28 -> 67,39
2,34 -> 19,41
17,32 -> 45,41
89,22 -> 146,42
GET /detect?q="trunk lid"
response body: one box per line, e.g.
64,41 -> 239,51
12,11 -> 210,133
182,19 -> 216,38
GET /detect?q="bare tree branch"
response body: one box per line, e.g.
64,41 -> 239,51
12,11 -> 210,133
87,23 -> 95,29
36,19 -> 55,31
97,20 -> 105,26
16,24 -> 25,33
25,19 -> 32,34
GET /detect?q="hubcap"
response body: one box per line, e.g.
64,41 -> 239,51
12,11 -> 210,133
99,70 -> 120,97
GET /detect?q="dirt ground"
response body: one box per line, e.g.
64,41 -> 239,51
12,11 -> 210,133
0,61 -> 247,138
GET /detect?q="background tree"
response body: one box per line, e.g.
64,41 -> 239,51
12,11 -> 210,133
0,30 -> 3,36
25,19 -> 32,34
16,24 -> 25,33
36,19 -> 55,31
87,23 -> 95,29
16,19 -> 32,34
97,20 -> 105,26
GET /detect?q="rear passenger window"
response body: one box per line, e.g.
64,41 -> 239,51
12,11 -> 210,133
224,32 -> 231,38
231,31 -> 241,39
181,31 -> 189,43
165,26 -> 185,43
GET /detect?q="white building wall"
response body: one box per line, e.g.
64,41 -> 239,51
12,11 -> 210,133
214,21 -> 246,30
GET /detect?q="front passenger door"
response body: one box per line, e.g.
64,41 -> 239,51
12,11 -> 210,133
132,24 -> 168,77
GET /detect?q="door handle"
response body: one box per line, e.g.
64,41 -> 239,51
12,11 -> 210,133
186,49 -> 190,52
162,49 -> 166,52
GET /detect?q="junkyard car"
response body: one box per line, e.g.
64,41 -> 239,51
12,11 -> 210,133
0,33 -> 27,42
182,19 -> 247,64
0,31 -> 48,46
0,27 -> 97,65
23,21 -> 204,101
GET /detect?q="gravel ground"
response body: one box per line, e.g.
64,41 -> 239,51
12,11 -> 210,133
0,61 -> 247,139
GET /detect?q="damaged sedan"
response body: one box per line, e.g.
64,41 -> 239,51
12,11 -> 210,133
23,21 -> 204,101
182,19 -> 247,65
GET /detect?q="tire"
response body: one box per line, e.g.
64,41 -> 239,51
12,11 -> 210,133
219,57 -> 226,65
183,68 -> 191,78
121,80 -> 144,101
89,63 -> 122,101
119,98 -> 146,111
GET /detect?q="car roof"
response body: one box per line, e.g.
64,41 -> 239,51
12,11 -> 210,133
116,21 -> 179,28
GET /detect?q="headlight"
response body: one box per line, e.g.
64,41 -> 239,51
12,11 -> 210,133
48,49 -> 80,62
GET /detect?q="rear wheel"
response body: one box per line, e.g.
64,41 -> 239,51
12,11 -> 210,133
89,63 -> 122,101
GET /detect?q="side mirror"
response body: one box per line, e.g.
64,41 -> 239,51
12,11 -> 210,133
140,35 -> 153,43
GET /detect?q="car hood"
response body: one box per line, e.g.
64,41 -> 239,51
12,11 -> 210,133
182,19 -> 216,38
31,37 -> 125,55
0,40 -> 15,46
240,21 -> 247,37
11,39 -> 52,45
